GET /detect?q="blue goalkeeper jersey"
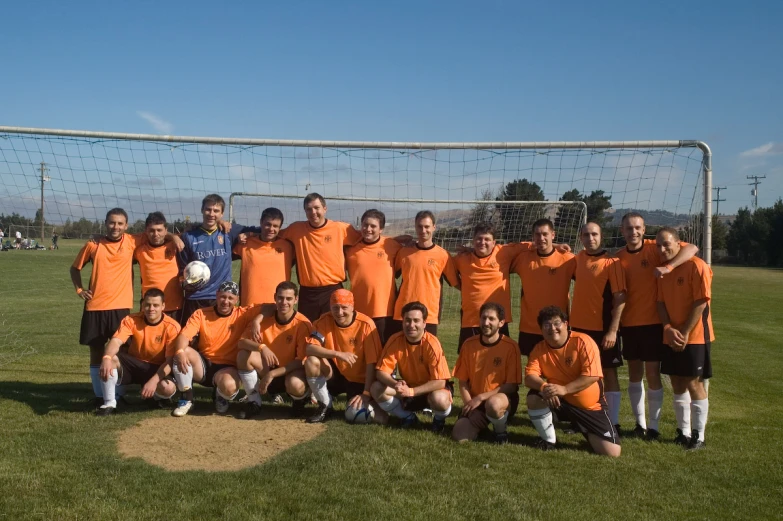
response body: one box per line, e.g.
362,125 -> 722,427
178,224 -> 257,301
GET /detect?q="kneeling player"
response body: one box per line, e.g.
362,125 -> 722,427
372,301 -> 453,433
170,282 -> 259,416
524,306 -> 621,457
452,302 -> 522,444
236,281 -> 311,418
97,288 -> 180,415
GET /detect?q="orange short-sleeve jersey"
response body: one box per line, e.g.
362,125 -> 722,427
656,256 -> 715,344
452,335 -> 522,395
453,242 -> 533,327
393,244 -> 459,324
525,332 -> 604,411
345,237 -> 402,318
113,313 -> 181,365
570,251 -> 626,332
511,249 -> 576,334
278,220 -> 361,287
134,242 -> 183,312
376,331 -> 451,388
242,311 -> 311,366
72,234 -> 139,311
177,305 -> 259,365
233,237 -> 293,306
307,311 -> 383,384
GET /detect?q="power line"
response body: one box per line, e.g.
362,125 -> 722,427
747,175 -> 766,211
713,186 -> 727,215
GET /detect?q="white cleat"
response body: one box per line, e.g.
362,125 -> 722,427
172,399 -> 193,417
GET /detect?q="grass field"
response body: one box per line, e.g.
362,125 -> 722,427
1,240 -> 782,520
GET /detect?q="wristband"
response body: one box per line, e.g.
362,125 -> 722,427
665,263 -> 674,272
102,355 -> 112,360
362,390 -> 371,397
407,388 -> 415,397
76,287 -> 84,295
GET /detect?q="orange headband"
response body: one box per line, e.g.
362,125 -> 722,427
330,289 -> 354,306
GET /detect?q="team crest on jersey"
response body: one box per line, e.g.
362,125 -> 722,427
155,335 -> 163,343
286,334 -> 293,343
493,357 -> 502,367
377,251 -> 384,259
677,276 -> 685,286
641,259 -> 649,268
549,268 -> 557,275
427,258 -> 436,266
324,235 -> 332,243
419,355 -> 425,363
227,324 -> 234,331
349,337 -> 357,346
589,263 -> 599,272
489,261 -> 499,269
565,356 -> 574,367
218,235 -> 224,245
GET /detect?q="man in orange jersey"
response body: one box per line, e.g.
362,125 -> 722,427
345,209 -> 403,344
71,207 -> 182,407
233,207 -> 294,307
525,306 -> 620,457
617,212 -> 698,440
393,211 -> 459,337
235,281 -> 311,419
511,218 -> 576,356
452,302 -> 522,444
134,212 -> 183,321
96,289 -> 181,415
372,301 -> 453,433
169,281 -> 260,417
570,222 -> 627,432
303,289 -> 385,424
656,227 -> 713,451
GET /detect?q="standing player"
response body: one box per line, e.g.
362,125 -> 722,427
393,211 -> 459,337
525,306 -> 621,457
656,227 -> 713,450
372,302 -> 453,433
96,289 -> 180,415
169,282 -> 259,416
235,281 -> 311,418
570,222 -> 627,432
344,209 -> 403,344
51,231 -> 59,249
617,212 -> 698,439
451,302 -> 522,444
134,212 -> 183,321
303,289 -> 385,424
511,218 -> 577,357
277,193 -> 363,322
177,194 -> 259,325
233,207 -> 294,307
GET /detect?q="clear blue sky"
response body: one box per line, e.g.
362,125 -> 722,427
1,0 -> 781,214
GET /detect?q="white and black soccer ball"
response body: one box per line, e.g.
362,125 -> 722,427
183,260 -> 211,285
345,404 -> 375,424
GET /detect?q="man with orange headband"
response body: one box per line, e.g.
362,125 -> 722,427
304,289 -> 385,424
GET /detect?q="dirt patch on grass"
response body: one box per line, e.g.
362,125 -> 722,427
117,415 -> 326,471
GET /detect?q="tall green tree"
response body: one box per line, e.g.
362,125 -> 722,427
495,179 -> 545,243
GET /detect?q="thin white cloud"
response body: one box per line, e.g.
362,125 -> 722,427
740,142 -> 783,157
137,111 -> 173,134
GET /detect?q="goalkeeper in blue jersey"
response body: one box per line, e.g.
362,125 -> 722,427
177,194 -> 260,325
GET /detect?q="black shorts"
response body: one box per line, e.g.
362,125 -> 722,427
518,332 -> 544,357
458,391 -> 520,431
391,320 -> 438,338
402,381 -> 455,412
621,324 -> 665,362
181,299 -> 215,326
117,351 -> 160,385
299,283 -> 343,323
572,328 -> 623,369
326,363 -> 365,401
459,324 -> 510,353
80,308 -> 130,347
196,354 -> 234,387
661,343 -> 712,379
529,388 -> 619,445
373,317 -> 400,346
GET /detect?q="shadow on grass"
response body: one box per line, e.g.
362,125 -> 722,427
0,380 -> 97,414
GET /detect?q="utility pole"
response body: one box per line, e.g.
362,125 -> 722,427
39,162 -> 51,241
713,186 -> 727,215
747,175 -> 766,212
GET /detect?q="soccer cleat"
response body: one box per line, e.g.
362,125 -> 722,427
533,439 -> 557,451
645,429 -> 661,442
494,431 -> 509,445
154,397 -> 175,409
290,399 -> 306,417
631,423 -> 647,438
687,431 -> 705,451
172,399 -> 193,417
215,394 -> 230,414
306,403 -> 333,423
400,414 -> 420,429
92,397 -> 104,410
272,394 -> 285,405
673,428 -> 691,446
96,405 -> 115,416
238,401 -> 262,420
431,417 -> 446,435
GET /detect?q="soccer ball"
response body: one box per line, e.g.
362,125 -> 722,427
345,404 -> 375,424
183,260 -> 211,285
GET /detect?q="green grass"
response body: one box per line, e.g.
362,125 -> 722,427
1,240 -> 782,520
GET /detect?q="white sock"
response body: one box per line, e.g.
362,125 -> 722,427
216,388 -> 238,401
627,381 -> 646,429
691,398 -> 709,442
153,389 -> 176,400
101,368 -> 118,408
433,404 -> 451,420
173,363 -> 193,392
529,407 -> 557,443
605,391 -> 621,426
647,387 -> 664,431
306,376 -> 332,407
377,396 -> 414,419
239,370 -> 261,404
673,392 -> 692,433
89,366 -> 103,398
487,410 -> 509,434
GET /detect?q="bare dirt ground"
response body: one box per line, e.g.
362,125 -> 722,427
118,415 -> 326,471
